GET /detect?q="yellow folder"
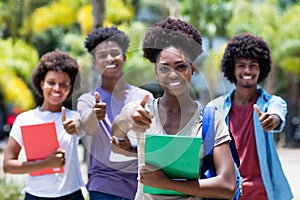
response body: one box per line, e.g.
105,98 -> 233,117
143,134 -> 202,195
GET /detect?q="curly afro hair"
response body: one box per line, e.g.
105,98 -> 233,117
31,49 -> 80,97
221,33 -> 272,84
142,18 -> 203,63
84,26 -> 130,55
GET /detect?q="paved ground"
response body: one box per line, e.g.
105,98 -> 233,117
0,144 -> 300,199
276,146 -> 300,200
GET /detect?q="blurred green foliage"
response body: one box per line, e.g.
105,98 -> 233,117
0,0 -> 299,139
0,179 -> 24,200
119,22 -> 156,86
106,0 -> 134,24
275,5 -> 300,76
27,1 -> 77,34
220,1 -> 300,78
0,38 -> 37,110
0,38 -> 38,82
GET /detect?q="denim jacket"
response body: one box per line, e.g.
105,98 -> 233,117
208,87 -> 293,200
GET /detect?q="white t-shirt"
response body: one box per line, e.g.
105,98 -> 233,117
131,99 -> 231,200
10,107 -> 85,197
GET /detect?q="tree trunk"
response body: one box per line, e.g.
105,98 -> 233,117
92,0 -> 105,29
190,0 -> 201,30
264,64 -> 276,94
82,0 -> 105,163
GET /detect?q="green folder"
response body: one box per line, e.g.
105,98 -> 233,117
143,134 -> 202,195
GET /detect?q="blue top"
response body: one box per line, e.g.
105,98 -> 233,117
208,87 -> 293,200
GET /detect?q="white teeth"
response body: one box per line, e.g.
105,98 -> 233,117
51,93 -> 60,97
169,82 -> 181,86
243,76 -> 252,80
106,65 -> 116,69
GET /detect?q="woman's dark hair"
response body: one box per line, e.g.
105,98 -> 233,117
84,26 -> 130,55
142,18 -> 203,63
221,33 -> 272,84
31,49 -> 80,97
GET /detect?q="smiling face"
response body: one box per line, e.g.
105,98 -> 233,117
40,70 -> 71,111
234,58 -> 260,88
93,41 -> 125,79
155,46 -> 194,97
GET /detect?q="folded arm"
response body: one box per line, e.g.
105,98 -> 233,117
139,142 -> 236,199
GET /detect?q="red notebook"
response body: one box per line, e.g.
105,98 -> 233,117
21,122 -> 64,176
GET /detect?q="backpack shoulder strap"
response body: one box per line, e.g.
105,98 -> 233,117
202,106 -> 215,156
202,106 -> 241,167
229,131 -> 240,167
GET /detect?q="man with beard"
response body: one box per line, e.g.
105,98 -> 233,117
208,33 -> 293,200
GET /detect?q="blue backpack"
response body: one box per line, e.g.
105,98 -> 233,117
201,107 -> 242,200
